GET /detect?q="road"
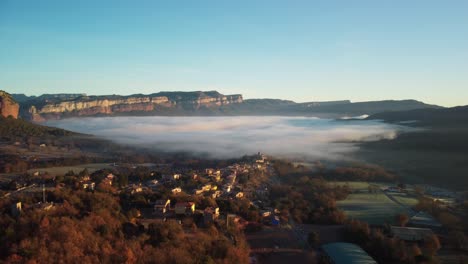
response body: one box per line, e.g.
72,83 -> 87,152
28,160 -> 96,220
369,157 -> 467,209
2,183 -> 37,199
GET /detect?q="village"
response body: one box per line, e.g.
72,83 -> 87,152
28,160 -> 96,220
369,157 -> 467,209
2,150 -> 467,263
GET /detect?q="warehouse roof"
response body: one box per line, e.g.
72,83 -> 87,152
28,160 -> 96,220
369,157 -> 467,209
321,242 -> 377,264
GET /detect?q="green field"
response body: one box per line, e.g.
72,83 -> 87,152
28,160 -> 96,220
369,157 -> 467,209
329,181 -> 370,190
337,191 -> 410,225
388,192 -> 419,208
27,163 -> 113,176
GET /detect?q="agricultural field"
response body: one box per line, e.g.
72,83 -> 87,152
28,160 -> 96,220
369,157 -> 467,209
329,181 -> 370,191
337,191 -> 410,225
27,163 -> 113,176
388,192 -> 419,208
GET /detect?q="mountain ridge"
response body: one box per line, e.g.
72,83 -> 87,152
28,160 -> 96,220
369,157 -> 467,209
10,90 -> 442,121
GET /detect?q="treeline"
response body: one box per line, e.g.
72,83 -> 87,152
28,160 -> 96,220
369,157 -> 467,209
273,160 -> 396,182
0,116 -> 74,139
324,165 -> 397,182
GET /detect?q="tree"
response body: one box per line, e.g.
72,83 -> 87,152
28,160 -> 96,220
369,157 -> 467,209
423,234 -> 441,257
395,213 -> 409,227
118,174 -> 129,188
307,231 -> 320,248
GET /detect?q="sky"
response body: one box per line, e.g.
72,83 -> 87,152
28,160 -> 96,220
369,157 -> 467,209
1,0 -> 467,107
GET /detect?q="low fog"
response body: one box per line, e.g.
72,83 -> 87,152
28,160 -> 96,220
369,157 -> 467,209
45,116 -> 402,159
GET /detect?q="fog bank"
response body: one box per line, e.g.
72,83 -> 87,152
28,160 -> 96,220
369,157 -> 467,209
45,116 -> 402,159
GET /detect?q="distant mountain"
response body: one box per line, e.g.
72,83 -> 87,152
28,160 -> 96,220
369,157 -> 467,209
10,90 -> 441,121
367,105 -> 468,127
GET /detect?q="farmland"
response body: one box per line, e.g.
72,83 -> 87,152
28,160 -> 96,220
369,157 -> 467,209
337,190 -> 411,225
389,192 -> 419,208
27,163 -> 113,176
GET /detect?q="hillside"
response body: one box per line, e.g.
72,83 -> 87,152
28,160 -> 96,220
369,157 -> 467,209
367,105 -> 468,127
358,105 -> 468,190
0,116 -> 76,139
12,91 -> 441,121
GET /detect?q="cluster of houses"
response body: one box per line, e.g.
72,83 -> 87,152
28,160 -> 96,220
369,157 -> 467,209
150,198 -> 220,226
131,154 -> 270,228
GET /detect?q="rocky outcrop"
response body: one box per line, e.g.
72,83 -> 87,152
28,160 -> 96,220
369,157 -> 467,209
24,91 -> 244,121
0,91 -> 20,119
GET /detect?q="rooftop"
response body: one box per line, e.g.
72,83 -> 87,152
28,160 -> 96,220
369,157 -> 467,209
410,211 -> 442,227
391,226 -> 434,241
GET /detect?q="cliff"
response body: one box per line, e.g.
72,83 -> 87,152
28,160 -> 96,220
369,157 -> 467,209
0,91 -> 20,119
21,91 -> 244,121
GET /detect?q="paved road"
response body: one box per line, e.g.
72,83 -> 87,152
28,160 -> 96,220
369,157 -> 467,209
2,183 -> 37,198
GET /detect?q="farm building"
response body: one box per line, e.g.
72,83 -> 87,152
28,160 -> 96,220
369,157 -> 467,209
390,226 -> 435,242
321,242 -> 376,264
409,211 -> 442,229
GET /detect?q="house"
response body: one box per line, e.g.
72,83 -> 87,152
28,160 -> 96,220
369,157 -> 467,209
102,173 -> 115,186
260,210 -> 271,218
206,169 -> 221,181
82,181 -> 95,191
128,185 -> 142,194
202,184 -> 212,192
11,202 -> 22,217
164,174 -> 180,180
390,226 -> 435,242
171,187 -> 182,194
154,199 -> 171,215
147,179 -> 158,186
175,202 -> 195,215
204,207 -> 220,225
212,190 -> 222,199
224,185 -> 232,193
81,175 -> 91,181
213,174 -> 221,182
321,243 -> 377,264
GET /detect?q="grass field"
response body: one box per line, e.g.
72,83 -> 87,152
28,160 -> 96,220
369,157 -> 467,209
27,163 -> 113,176
329,181 -> 370,190
337,191 -> 410,225
388,192 -> 419,208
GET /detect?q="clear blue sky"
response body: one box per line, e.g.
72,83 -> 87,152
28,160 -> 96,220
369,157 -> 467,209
1,0 -> 467,106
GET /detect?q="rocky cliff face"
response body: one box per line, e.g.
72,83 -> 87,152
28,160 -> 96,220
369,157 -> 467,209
0,91 -> 20,119
24,91 -> 244,121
